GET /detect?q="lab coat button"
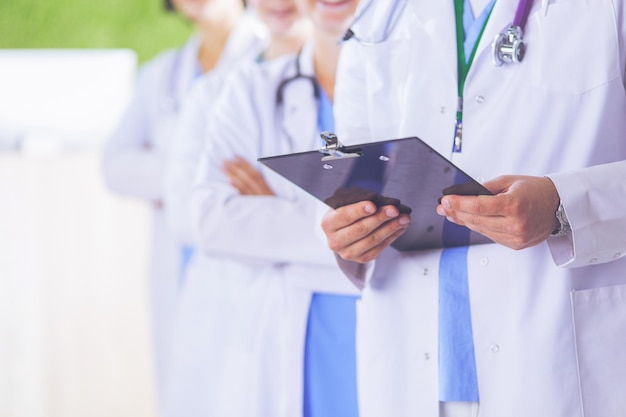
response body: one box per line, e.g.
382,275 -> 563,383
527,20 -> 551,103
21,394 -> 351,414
477,176 -> 485,183
614,252 -> 622,259
475,95 -> 485,104
589,257 -> 598,264
490,344 -> 500,353
440,106 -> 446,114
480,257 -> 489,266
422,268 -> 429,276
424,352 -> 430,360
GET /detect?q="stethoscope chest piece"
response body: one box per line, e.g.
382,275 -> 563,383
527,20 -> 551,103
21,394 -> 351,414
492,25 -> 526,66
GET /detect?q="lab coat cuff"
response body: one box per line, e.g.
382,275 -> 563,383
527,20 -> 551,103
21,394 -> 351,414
335,253 -> 373,291
544,172 -> 579,267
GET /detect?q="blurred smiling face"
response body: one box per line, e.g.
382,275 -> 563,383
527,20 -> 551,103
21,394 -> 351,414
249,0 -> 303,37
295,0 -> 358,37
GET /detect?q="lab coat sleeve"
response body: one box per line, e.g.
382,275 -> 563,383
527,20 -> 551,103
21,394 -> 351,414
163,77 -> 214,245
101,53 -> 171,201
546,160 -> 626,268
192,64 -> 339,267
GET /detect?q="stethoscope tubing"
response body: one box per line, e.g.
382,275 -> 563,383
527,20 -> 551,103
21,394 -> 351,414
275,49 -> 319,107
513,0 -> 534,27
343,0 -> 535,68
341,0 -> 408,45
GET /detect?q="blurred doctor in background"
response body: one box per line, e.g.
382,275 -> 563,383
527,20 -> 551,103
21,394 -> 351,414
187,0 -> 360,415
100,0 -> 266,410
161,1 -> 311,416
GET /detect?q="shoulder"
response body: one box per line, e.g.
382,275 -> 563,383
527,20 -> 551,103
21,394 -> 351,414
139,47 -> 179,76
133,46 -> 182,92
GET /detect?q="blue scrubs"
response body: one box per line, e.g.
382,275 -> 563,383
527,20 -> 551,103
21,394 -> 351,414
439,0 -> 496,402
303,89 -> 360,417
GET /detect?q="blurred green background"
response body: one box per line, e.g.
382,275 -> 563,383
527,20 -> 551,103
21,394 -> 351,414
0,0 -> 193,63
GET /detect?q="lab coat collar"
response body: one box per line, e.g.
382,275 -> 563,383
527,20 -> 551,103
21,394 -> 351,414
172,12 -> 267,105
408,0 -> 521,85
215,11 -> 268,72
172,35 -> 201,105
279,42 -> 320,153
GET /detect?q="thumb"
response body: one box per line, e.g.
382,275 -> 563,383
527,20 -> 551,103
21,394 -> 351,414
481,175 -> 515,195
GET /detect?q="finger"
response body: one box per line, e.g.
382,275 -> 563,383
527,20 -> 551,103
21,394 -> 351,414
231,158 -> 273,195
322,202 -> 401,235
446,209 -> 509,235
337,221 -> 410,263
325,205 -> 410,254
224,158 -> 256,186
321,201 -> 379,234
440,193 -> 511,217
223,161 -> 253,194
223,158 -> 272,195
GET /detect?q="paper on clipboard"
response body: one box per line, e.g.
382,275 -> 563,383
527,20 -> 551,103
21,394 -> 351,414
258,134 -> 493,251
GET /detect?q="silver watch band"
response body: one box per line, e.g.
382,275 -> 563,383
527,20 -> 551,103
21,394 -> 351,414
551,201 -> 571,237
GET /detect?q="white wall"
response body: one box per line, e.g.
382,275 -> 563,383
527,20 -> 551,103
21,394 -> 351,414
0,50 -> 159,417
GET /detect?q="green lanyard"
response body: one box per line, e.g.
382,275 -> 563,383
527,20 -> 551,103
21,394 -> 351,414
452,0 -> 494,152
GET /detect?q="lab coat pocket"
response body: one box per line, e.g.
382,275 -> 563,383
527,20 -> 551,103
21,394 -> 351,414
361,38 -> 414,139
570,284 -> 626,417
530,2 -> 620,95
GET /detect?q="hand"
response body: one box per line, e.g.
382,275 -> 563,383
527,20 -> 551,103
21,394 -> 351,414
222,156 -> 274,196
321,201 -> 411,264
436,175 -> 560,250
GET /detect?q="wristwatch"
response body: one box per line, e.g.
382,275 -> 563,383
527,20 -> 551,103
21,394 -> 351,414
551,201 -> 571,237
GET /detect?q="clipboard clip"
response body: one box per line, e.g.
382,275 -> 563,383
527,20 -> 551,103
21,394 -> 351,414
318,131 -> 362,161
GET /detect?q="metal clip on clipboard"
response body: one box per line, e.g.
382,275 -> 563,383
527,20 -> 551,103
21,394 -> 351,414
318,131 -> 363,161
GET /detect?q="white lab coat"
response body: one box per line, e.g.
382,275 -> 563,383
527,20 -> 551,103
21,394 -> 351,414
333,1 -> 626,417
159,15 -> 268,417
100,14 -> 266,406
189,43 -> 359,417
101,35 -> 201,401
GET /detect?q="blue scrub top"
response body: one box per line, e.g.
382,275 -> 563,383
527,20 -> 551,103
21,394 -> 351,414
303,88 -> 360,417
439,0 -> 496,402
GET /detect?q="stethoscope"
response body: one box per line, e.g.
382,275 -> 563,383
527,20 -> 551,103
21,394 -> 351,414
274,49 -> 321,150
491,0 -> 534,66
342,0 -> 536,67
275,49 -> 319,108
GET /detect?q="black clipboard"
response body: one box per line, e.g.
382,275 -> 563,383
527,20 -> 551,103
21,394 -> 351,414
258,133 -> 493,251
